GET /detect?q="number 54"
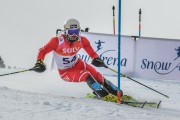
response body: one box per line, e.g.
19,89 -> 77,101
63,56 -> 77,64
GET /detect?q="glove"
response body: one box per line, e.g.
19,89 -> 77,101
91,57 -> 106,67
33,60 -> 46,73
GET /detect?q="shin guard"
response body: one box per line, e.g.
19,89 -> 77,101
104,78 -> 123,97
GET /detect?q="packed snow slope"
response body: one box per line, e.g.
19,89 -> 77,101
0,69 -> 180,120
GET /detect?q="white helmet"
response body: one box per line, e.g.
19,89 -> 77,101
64,18 -> 80,30
64,19 -> 81,43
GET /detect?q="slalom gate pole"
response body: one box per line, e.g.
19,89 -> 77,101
0,68 -> 34,77
112,6 -> 116,35
106,66 -> 169,98
117,0 -> 122,104
139,8 -> 142,37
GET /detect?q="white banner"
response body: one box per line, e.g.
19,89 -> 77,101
80,32 -> 180,81
135,37 -> 180,80
79,32 -> 134,76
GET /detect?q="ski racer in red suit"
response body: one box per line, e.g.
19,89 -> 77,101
33,18 -> 123,102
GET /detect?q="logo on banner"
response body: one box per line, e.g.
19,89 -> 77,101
174,46 -> 180,60
141,46 -> 180,75
95,40 -> 105,52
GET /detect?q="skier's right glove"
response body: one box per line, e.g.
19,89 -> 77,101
91,57 -> 107,68
33,60 -> 46,73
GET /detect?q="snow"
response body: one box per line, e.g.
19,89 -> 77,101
0,69 -> 180,120
1,0 -> 180,119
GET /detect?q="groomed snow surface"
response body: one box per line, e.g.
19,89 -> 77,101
0,69 -> 180,120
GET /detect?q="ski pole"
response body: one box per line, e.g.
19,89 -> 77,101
105,66 -> 169,98
0,68 -> 34,77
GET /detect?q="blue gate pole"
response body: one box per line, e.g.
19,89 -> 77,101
117,0 -> 122,104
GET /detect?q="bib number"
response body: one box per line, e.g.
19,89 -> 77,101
63,56 -> 77,64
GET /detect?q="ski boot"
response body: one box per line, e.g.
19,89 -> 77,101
103,78 -> 123,97
86,75 -> 109,98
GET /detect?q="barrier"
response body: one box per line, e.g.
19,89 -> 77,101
80,32 -> 180,81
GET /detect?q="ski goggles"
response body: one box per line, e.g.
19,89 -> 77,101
66,28 -> 80,36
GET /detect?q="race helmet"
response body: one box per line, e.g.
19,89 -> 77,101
64,18 -> 81,42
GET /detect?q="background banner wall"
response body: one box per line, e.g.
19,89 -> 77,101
135,37 -> 180,80
80,32 -> 180,81
80,32 -> 135,76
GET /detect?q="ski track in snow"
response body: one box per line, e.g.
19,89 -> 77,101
0,86 -> 179,120
0,70 -> 180,120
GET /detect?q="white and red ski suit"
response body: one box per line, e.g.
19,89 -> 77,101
37,34 -> 104,84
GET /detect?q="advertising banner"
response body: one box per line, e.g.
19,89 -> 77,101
135,37 -> 180,80
80,32 -> 135,76
80,32 -> 180,81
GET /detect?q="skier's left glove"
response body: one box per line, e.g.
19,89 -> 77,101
91,57 -> 107,68
33,60 -> 46,73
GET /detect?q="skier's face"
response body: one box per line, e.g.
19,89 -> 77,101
66,28 -> 80,42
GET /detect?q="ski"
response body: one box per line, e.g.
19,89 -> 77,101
121,101 -> 161,108
85,93 -> 161,108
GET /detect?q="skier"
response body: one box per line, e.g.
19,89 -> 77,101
33,18 -> 123,102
